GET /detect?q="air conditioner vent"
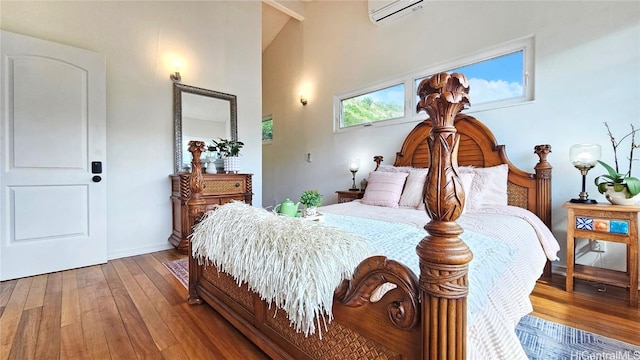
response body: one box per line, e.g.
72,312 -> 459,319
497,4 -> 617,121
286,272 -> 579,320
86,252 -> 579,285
368,0 -> 424,24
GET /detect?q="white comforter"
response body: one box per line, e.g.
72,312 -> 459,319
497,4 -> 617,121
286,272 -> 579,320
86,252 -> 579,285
192,200 -> 560,359
320,200 -> 560,360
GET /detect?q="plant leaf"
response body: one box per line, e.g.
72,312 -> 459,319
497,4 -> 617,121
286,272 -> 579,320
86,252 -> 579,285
596,160 -> 623,180
625,177 -> 640,197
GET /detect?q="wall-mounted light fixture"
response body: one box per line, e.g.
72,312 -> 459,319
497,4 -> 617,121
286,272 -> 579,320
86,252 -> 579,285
300,94 -> 308,106
170,71 -> 181,82
170,61 -> 182,82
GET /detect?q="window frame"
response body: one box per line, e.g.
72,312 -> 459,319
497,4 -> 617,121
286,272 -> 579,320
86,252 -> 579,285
333,35 -> 534,133
336,81 -> 407,130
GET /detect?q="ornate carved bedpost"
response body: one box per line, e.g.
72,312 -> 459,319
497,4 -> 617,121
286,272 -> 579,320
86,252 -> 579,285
416,73 -> 473,360
534,144 -> 553,227
534,144 -> 553,278
187,140 -> 206,305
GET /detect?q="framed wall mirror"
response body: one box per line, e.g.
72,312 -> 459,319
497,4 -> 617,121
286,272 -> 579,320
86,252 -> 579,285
173,82 -> 237,173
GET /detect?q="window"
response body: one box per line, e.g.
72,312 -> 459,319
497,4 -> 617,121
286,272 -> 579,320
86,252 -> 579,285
262,115 -> 273,143
334,36 -> 533,132
413,44 -> 530,113
339,83 -> 405,128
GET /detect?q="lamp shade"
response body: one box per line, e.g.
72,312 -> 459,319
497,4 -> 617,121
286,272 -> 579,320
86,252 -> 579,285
570,144 -> 601,169
349,159 -> 360,172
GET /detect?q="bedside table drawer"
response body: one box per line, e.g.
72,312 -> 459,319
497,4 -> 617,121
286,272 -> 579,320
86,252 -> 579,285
336,190 -> 364,203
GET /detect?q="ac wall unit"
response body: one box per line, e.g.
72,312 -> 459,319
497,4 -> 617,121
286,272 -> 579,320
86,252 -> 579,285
368,0 -> 424,25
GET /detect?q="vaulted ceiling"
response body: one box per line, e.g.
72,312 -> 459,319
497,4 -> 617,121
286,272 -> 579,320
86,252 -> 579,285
262,2 -> 293,52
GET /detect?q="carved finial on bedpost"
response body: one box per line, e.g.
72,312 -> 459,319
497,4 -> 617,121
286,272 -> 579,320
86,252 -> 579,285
534,144 -> 553,278
373,156 -> 384,170
416,72 -> 473,360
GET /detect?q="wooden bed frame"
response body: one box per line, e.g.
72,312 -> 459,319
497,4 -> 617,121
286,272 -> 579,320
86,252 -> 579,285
184,73 -> 553,359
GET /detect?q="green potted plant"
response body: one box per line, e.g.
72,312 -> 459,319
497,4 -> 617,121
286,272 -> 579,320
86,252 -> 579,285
300,190 -> 322,216
594,122 -> 640,205
211,138 -> 244,173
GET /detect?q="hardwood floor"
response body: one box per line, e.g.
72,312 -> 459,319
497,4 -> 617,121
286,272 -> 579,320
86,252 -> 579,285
531,275 -> 640,346
0,250 -> 268,360
1,250 -> 639,359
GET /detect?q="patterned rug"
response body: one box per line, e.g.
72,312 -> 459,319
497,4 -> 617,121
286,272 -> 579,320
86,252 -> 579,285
163,258 -> 640,359
515,315 -> 640,359
163,257 -> 188,288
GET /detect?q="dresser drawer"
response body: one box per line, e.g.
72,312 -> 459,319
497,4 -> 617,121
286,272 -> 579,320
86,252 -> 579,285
171,173 -> 251,198
202,177 -> 246,196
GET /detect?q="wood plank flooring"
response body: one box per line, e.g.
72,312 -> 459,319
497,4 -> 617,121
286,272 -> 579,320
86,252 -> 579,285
1,249 -> 639,359
0,250 -> 268,360
531,276 -> 640,346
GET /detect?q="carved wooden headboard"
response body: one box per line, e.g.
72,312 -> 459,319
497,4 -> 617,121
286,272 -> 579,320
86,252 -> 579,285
377,113 -> 553,227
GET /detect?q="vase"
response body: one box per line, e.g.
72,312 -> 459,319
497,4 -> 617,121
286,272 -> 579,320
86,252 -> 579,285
205,161 -> 217,174
224,156 -> 240,173
214,159 -> 224,174
304,206 -> 318,217
604,185 -> 640,206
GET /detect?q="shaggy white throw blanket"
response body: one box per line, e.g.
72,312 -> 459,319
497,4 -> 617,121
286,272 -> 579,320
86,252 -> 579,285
190,202 -> 371,338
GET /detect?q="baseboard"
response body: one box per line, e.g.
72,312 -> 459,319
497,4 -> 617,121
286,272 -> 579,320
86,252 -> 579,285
108,243 -> 174,260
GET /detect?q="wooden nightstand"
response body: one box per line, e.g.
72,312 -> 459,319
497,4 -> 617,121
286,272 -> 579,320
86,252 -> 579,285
336,190 -> 364,203
563,202 -> 639,307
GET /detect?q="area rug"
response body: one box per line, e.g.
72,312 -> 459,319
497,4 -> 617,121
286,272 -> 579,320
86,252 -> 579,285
163,258 -> 640,359
163,257 -> 188,288
515,314 -> 640,359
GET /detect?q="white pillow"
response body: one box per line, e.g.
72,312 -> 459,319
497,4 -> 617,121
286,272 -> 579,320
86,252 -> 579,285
459,172 -> 476,213
377,164 -> 413,173
398,168 -> 429,208
361,171 -> 409,208
459,164 -> 509,209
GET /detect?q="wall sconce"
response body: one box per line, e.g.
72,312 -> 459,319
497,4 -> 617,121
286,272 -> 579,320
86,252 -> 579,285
300,94 -> 308,106
170,71 -> 181,82
170,61 -> 182,82
569,143 -> 601,203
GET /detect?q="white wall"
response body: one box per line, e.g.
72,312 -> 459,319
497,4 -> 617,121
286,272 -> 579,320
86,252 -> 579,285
1,1 -> 263,259
263,1 -> 640,274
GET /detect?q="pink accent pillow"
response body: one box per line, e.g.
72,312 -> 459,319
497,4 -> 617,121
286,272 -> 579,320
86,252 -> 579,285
361,171 -> 409,208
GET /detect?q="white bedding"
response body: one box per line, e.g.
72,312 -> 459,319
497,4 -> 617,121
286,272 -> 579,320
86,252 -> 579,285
191,200 -> 560,359
320,200 -> 560,360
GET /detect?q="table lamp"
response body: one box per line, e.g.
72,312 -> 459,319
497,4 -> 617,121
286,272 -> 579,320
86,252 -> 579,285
569,144 -> 601,203
349,159 -> 360,191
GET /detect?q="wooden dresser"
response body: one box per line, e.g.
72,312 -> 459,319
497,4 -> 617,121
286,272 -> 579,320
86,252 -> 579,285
169,173 -> 253,254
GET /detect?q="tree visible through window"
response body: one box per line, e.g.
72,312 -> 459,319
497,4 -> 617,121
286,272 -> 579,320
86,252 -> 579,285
341,83 -> 405,128
262,115 -> 273,142
334,36 -> 533,132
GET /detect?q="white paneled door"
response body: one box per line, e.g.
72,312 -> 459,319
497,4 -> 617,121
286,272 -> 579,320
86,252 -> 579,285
0,31 -> 107,281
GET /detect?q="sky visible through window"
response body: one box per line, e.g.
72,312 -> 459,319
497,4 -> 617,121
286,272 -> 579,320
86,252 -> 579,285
415,51 -> 524,106
340,49 -> 525,128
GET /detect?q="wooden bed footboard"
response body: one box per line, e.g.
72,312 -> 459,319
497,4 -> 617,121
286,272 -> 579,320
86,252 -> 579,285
184,73 -> 553,360
188,256 -> 421,359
